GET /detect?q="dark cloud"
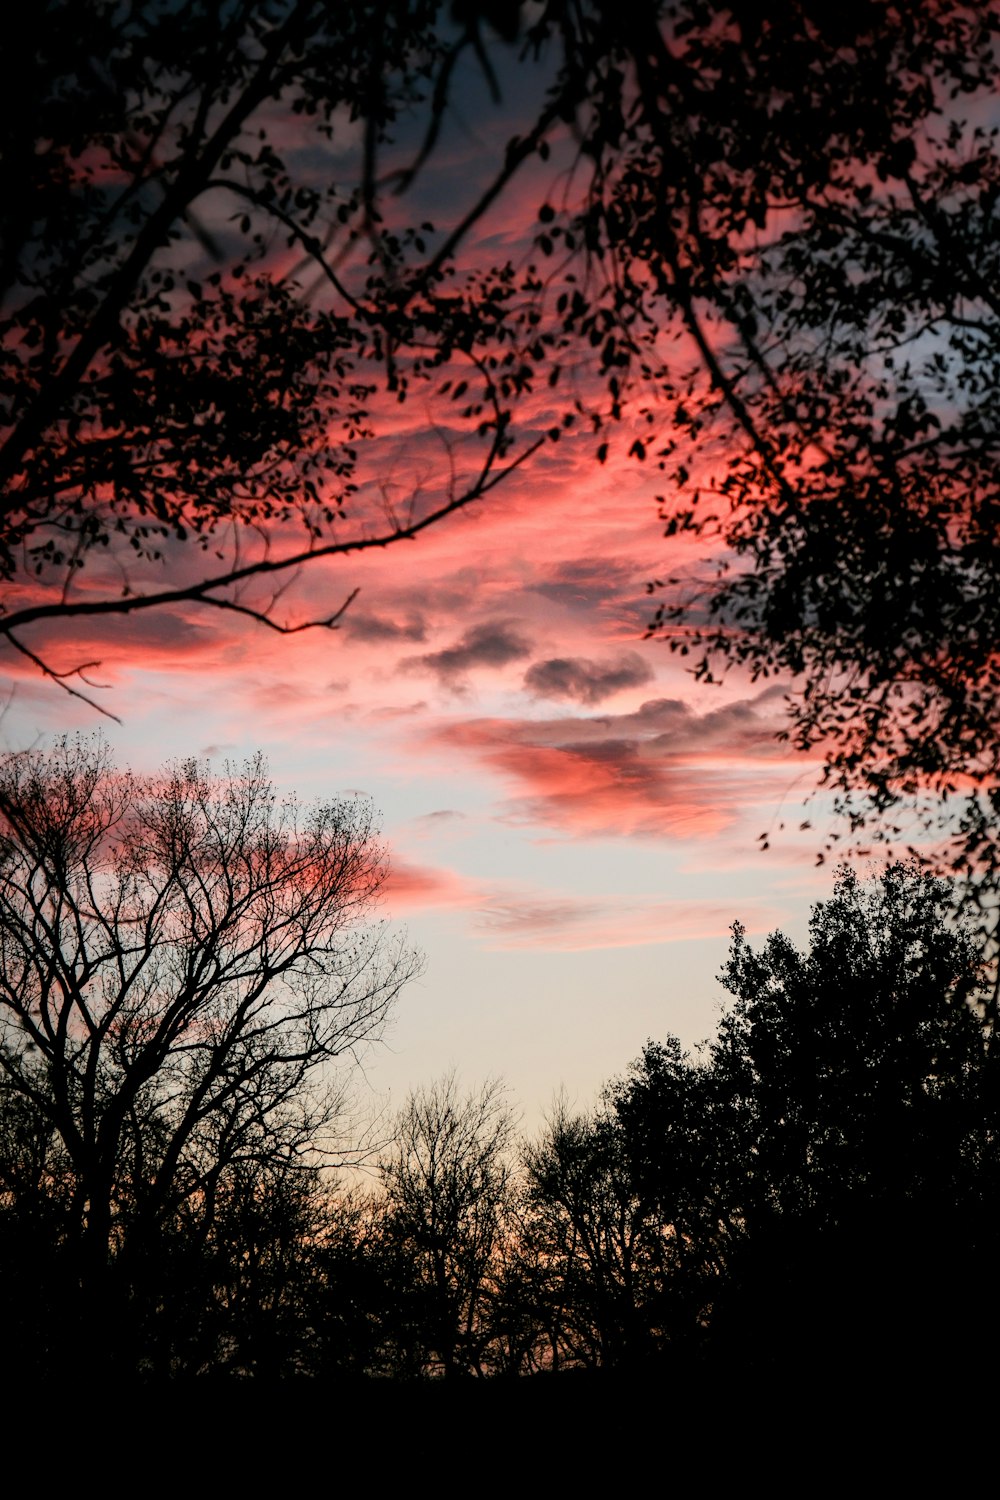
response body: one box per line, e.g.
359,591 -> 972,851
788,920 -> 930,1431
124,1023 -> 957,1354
343,611 -> 427,643
530,558 -> 638,612
26,604 -> 213,664
511,694 -> 787,754
524,650 -> 654,705
407,620 -> 532,686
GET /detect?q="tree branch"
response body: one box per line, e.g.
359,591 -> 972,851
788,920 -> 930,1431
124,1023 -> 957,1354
4,631 -> 122,722
0,433 -> 546,647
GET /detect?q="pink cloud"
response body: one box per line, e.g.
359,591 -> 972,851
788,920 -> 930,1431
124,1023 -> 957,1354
476,893 -> 786,952
382,858 -> 476,910
381,853 -> 788,952
425,690 -> 809,841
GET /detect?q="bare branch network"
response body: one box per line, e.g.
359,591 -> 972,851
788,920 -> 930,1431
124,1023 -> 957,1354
0,735 -> 421,1287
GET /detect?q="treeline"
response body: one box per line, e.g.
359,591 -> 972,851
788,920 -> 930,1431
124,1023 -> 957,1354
2,820 -> 997,1377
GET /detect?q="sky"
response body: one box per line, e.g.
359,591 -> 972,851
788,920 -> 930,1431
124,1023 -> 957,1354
0,20 -> 846,1140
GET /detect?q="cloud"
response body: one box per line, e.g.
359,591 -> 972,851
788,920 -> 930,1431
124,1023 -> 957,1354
529,557 -> 641,612
379,854 -> 788,952
475,894 -> 785,951
475,893 -> 605,940
405,620 -> 532,688
382,858 -> 475,909
5,605 -> 222,680
368,700 -> 431,719
426,690 -> 805,840
524,650 -> 654,705
343,610 -> 427,643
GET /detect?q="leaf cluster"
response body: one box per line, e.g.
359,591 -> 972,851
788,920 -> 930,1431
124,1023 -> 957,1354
0,1 -> 561,704
533,3 -> 1000,890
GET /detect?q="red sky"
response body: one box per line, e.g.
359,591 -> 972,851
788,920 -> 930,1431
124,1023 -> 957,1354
1,416 -> 837,1127
1,27 -> 850,1131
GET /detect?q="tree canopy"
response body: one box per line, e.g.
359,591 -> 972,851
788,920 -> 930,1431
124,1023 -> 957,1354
536,1 -> 1000,899
597,862 -> 999,1368
379,1073 -> 515,1377
3,850 -> 995,1379
0,0 -> 558,706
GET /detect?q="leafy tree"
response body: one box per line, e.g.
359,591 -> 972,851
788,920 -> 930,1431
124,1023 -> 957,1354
534,2 -> 1000,895
519,1054 -> 746,1371
606,1037 -> 745,1346
0,1 -> 560,709
714,862 -> 994,1218
520,1099 -> 667,1370
609,864 -> 999,1371
0,735 -> 419,1372
379,1073 -> 515,1377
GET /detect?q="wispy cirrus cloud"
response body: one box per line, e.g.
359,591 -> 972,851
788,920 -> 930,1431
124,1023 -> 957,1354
382,852 -> 786,950
475,893 -> 783,950
382,858 -> 474,908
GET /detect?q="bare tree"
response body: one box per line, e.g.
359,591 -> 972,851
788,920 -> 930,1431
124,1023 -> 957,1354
520,1100 -> 664,1370
380,1072 -> 514,1378
0,735 -> 420,1366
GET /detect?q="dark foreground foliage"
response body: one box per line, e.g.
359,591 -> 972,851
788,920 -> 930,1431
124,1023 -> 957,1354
3,858 -> 996,1384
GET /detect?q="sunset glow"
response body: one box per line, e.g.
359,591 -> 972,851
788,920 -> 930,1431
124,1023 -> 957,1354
4,1 -> 992,1138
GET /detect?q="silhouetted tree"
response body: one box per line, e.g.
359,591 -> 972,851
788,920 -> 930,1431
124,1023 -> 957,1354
520,1100 -> 667,1370
0,1074 -> 79,1371
0,1 -> 562,709
607,864 -> 998,1374
606,1037 -> 744,1348
0,735 -> 420,1372
483,864 -> 1000,1381
707,862 -> 998,1367
379,1073 -> 514,1377
303,1187 -> 423,1380
527,3 -> 1000,901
